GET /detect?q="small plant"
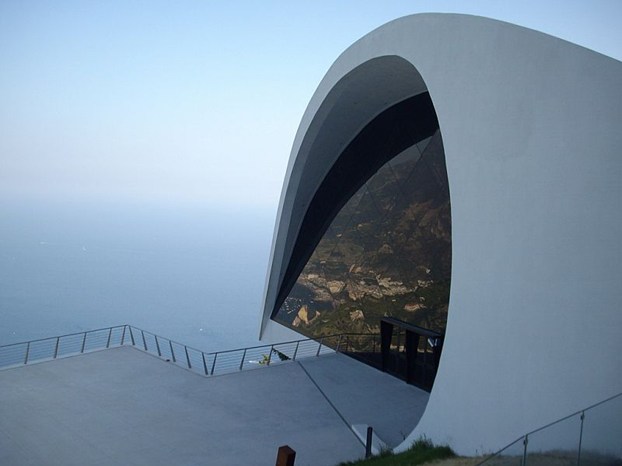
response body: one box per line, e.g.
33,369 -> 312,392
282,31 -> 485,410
258,349 -> 291,365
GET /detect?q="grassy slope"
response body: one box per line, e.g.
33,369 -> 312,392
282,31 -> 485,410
338,439 -> 462,466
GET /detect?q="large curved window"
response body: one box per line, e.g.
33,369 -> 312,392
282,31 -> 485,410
273,95 -> 451,340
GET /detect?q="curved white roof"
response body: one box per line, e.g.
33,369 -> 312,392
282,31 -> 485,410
261,13 -> 622,454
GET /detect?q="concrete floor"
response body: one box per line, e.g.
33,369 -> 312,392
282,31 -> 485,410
0,346 -> 429,466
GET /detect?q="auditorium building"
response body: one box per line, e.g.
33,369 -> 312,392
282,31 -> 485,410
260,13 -> 622,454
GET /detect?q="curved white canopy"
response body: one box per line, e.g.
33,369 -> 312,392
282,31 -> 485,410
261,13 -> 622,454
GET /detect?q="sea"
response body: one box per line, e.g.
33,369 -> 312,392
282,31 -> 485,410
0,200 -> 275,353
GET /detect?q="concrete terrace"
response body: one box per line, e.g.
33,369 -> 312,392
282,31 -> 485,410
0,345 -> 429,466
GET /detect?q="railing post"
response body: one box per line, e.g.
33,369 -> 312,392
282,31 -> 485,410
155,335 -> 162,357
293,341 -> 300,361
53,337 -> 60,358
577,412 -> 585,465
239,349 -> 247,370
267,345 -> 274,365
141,330 -> 147,351
81,332 -> 87,353
365,426 -> 373,458
169,340 -> 176,362
316,337 -> 324,357
211,353 -> 217,375
522,434 -> 528,466
336,334 -> 343,352
276,445 -> 296,466
106,327 -> 112,348
24,342 -> 30,364
129,326 -> 135,346
202,352 -> 208,375
185,346 -> 191,369
121,325 -> 126,345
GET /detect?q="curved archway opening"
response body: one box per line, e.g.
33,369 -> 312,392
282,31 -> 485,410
272,91 -> 451,392
262,55 -> 451,392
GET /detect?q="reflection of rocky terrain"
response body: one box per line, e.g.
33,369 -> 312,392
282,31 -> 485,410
276,131 -> 451,337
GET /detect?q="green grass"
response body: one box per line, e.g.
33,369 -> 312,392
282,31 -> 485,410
338,438 -> 455,466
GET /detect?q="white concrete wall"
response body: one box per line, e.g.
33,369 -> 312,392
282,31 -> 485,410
261,14 -> 622,455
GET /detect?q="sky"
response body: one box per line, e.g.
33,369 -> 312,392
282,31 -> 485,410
1,1 -> 621,210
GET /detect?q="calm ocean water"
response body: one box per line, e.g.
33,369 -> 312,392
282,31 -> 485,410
0,201 -> 275,352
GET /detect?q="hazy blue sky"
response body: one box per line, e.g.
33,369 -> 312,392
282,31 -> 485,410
2,1 -> 621,209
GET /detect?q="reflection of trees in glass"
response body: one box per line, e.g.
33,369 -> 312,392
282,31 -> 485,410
275,130 -> 451,338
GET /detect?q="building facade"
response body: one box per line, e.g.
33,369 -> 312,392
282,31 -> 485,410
261,14 -> 622,455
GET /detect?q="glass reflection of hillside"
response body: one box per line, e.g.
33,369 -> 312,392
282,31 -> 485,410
275,130 -> 451,337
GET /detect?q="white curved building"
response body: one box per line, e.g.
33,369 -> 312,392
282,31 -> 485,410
261,14 -> 622,455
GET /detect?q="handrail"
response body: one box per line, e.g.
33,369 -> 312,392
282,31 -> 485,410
122,326 -> 373,377
524,391 -> 622,438
0,327 -> 380,359
0,325 -> 128,368
0,325 -> 380,377
477,391 -> 622,465
0,325 -> 128,349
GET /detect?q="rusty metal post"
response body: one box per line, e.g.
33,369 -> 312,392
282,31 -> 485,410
275,445 -> 296,466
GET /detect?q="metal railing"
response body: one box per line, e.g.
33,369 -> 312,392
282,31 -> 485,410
0,325 -> 128,368
124,326 -> 343,377
337,332 -> 382,354
0,325 -> 376,377
477,392 -> 622,466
